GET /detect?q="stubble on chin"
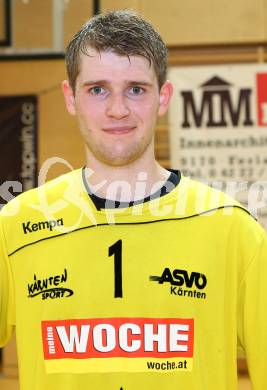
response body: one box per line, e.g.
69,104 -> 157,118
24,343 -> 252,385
86,138 -> 152,167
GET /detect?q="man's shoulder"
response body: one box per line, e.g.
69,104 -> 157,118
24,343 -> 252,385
176,175 -> 248,216
0,169 -> 81,219
176,176 -> 265,244
0,169 -> 83,256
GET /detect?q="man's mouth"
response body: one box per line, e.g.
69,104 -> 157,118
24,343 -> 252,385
102,126 -> 136,134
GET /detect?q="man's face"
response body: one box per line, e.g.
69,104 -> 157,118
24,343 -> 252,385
63,49 -> 172,167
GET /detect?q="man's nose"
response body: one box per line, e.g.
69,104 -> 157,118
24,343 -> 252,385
106,93 -> 130,119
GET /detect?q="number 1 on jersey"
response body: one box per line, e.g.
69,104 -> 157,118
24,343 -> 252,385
109,240 -> 123,298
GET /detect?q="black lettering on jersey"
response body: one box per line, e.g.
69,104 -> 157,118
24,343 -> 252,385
22,218 -> 64,234
150,267 -> 207,290
27,268 -> 74,300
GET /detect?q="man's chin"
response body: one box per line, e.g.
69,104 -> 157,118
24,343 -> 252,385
100,156 -> 139,167
97,150 -> 144,167
86,142 -> 151,168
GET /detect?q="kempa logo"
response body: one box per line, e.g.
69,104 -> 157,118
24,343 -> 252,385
150,267 -> 207,300
180,74 -> 267,128
22,218 -> 63,234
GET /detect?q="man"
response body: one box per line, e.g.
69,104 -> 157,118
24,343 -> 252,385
0,10 -> 266,390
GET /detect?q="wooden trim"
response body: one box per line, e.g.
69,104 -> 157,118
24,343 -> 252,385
0,53 -> 65,61
0,0 -> 11,47
93,0 -> 101,15
167,42 -> 267,50
168,46 -> 267,65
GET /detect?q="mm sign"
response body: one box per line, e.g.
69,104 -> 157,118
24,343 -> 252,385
168,64 -> 267,229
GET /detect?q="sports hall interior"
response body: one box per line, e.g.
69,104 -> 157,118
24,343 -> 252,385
1,0 -> 267,389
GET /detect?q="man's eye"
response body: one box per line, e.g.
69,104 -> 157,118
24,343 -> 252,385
89,86 -> 105,95
129,86 -> 144,95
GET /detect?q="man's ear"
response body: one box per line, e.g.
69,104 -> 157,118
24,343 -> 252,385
62,80 -> 76,115
158,81 -> 173,117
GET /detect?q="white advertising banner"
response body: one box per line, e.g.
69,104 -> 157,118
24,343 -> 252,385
168,64 -> 267,229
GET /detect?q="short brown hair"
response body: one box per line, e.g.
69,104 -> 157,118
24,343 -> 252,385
65,10 -> 168,92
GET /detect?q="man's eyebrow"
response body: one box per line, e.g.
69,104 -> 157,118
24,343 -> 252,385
82,80 -> 108,87
125,80 -> 153,86
82,80 -> 153,87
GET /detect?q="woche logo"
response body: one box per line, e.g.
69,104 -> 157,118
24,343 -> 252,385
42,317 -> 194,369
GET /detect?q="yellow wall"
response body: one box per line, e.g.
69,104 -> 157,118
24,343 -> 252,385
13,0 -> 53,48
101,0 -> 267,45
64,0 -> 93,46
5,0 -> 93,50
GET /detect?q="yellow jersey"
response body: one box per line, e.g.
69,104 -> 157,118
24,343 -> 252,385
0,168 -> 266,389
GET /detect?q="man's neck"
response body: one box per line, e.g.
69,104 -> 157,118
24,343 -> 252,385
83,155 -> 170,202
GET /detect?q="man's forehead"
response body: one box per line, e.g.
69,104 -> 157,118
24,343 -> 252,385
79,47 -> 152,70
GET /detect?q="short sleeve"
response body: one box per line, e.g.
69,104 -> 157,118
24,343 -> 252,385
238,221 -> 267,389
0,215 -> 14,347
